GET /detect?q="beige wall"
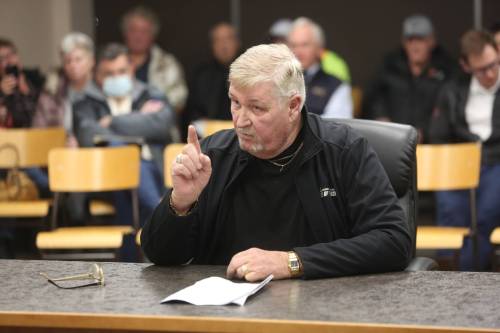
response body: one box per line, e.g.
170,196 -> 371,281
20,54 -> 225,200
0,0 -> 93,73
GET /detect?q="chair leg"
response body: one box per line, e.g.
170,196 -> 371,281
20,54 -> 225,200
469,189 -> 479,271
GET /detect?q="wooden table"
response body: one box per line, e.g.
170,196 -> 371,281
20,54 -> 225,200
0,260 -> 499,333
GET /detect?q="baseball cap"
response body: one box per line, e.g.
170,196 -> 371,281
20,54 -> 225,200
269,18 -> 293,39
402,15 -> 434,38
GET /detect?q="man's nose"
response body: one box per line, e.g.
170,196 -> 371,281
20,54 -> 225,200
236,107 -> 251,127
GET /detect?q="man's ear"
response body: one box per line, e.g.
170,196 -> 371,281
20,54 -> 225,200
288,95 -> 302,120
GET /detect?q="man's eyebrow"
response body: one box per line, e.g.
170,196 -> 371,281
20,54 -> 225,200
248,98 -> 267,104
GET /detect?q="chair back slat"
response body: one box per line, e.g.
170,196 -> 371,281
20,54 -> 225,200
202,120 -> 233,137
417,143 -> 481,191
49,146 -> 140,192
0,128 -> 66,167
163,143 -> 184,188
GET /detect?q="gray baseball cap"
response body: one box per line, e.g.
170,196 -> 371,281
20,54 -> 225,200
269,18 -> 293,38
402,15 -> 434,38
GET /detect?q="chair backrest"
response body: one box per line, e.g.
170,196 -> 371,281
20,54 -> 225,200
0,128 -> 66,168
163,143 -> 184,188
417,143 -> 481,191
351,86 -> 363,118
200,120 -> 233,137
331,118 -> 418,255
48,146 -> 140,192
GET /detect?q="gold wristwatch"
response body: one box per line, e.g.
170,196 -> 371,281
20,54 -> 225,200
287,251 -> 303,277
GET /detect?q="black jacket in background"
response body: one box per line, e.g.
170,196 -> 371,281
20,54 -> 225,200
363,46 -> 457,142
141,109 -> 412,279
185,59 -> 232,123
429,74 -> 500,165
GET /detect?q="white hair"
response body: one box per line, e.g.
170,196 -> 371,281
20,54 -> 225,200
290,17 -> 326,47
60,32 -> 94,56
229,43 -> 306,109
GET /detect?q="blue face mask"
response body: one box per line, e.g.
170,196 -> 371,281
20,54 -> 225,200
102,75 -> 133,97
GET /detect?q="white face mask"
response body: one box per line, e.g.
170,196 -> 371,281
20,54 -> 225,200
102,75 -> 133,97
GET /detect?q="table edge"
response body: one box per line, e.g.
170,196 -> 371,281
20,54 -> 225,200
0,311 -> 498,333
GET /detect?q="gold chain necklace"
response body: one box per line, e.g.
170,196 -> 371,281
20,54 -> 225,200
267,142 -> 304,172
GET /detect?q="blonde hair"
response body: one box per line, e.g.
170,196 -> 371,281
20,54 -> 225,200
60,32 -> 94,56
229,43 -> 306,109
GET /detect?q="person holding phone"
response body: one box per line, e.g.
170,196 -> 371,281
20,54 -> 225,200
0,38 -> 44,128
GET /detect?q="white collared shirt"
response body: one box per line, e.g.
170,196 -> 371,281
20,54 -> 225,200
465,71 -> 500,141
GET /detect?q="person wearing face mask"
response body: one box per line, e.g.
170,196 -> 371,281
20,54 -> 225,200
73,43 -> 178,227
430,30 -> 500,271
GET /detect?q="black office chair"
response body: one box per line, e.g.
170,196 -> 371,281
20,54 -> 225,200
331,118 -> 437,271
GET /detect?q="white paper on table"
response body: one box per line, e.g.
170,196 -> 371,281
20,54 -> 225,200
161,274 -> 273,306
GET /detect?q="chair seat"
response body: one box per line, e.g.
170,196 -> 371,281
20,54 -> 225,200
0,200 -> 51,218
490,227 -> 500,244
416,226 -> 469,250
36,225 -> 134,250
89,200 -> 115,216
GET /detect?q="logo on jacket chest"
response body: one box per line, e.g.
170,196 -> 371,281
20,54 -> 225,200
310,86 -> 328,97
320,187 -> 336,198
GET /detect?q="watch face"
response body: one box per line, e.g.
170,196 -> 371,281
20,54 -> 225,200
290,260 -> 300,270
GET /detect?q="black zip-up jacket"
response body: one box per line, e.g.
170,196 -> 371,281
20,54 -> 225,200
141,110 -> 412,279
429,74 -> 500,165
363,46 -> 457,142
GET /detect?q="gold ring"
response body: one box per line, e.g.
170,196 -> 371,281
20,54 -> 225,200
175,154 -> 182,164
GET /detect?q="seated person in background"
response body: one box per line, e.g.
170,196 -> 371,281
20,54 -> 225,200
33,32 -> 94,147
269,18 -> 350,83
184,22 -> 241,125
288,17 -> 352,118
363,14 -> 456,143
121,6 -> 187,112
0,38 -> 44,128
430,30 -> 500,271
29,32 -> 95,222
141,44 -> 412,281
73,43 -> 178,225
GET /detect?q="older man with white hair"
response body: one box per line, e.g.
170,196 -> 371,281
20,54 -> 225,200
141,44 -> 411,280
288,17 -> 352,119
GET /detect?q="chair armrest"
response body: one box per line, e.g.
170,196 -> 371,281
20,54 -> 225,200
405,256 -> 439,271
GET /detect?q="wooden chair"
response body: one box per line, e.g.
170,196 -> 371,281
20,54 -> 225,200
416,143 -> 481,267
351,86 -> 363,118
0,128 -> 65,220
36,146 -> 140,260
163,143 -> 184,188
195,119 -> 233,137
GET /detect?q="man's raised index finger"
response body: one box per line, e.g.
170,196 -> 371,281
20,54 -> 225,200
187,125 -> 201,153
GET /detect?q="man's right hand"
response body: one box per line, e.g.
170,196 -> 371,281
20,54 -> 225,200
170,125 -> 212,214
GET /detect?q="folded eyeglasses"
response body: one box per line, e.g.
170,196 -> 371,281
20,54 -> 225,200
40,263 -> 105,289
